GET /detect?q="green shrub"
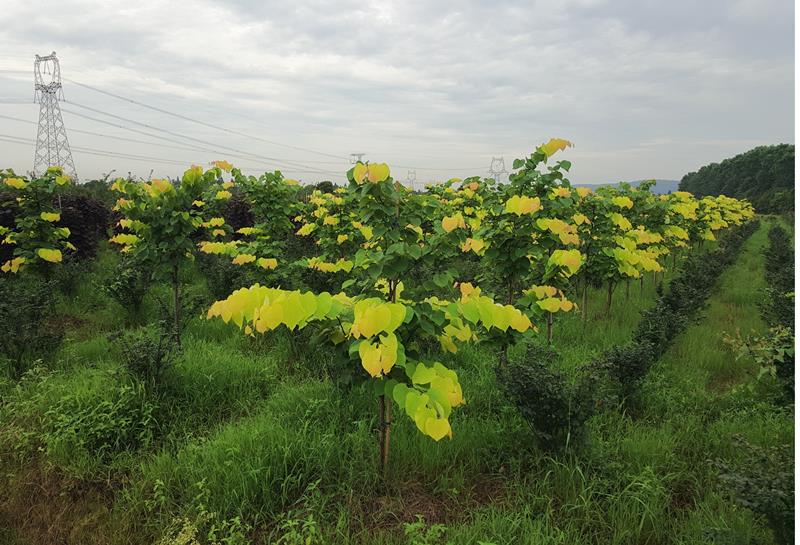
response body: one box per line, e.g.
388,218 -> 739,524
498,343 -> 589,451
103,256 -> 150,320
0,275 -> 64,378
714,436 -> 794,545
115,324 -> 178,390
598,341 -> 655,407
196,252 -> 253,301
52,253 -> 91,296
763,225 -> 794,329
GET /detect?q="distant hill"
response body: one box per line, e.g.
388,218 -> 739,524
679,144 -> 794,213
575,179 -> 680,195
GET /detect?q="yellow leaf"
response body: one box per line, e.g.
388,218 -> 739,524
367,163 -> 390,183
425,418 -> 452,441
537,298 -> 563,312
4,178 -> 26,190
212,160 -> 233,172
549,249 -> 583,276
40,212 -> 60,222
540,138 -> 573,157
353,163 -> 368,184
1,256 -> 25,273
460,237 -> 486,255
612,196 -> 634,209
37,248 -> 62,263
232,253 -> 257,265
257,257 -> 278,269
110,233 -> 139,246
442,213 -> 465,233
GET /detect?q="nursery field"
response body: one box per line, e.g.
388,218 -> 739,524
0,143 -> 794,545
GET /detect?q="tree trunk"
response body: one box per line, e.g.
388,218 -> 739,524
640,275 -> 644,296
581,281 -> 588,324
377,280 -> 397,478
172,264 -> 181,347
605,282 -> 614,316
378,395 -> 392,478
625,279 -> 630,300
546,312 -> 554,344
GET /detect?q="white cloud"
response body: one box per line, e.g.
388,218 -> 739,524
0,0 -> 793,183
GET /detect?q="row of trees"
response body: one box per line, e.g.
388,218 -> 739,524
680,144 -> 794,214
0,142 -> 755,475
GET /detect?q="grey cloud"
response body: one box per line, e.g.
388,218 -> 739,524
0,0 -> 793,183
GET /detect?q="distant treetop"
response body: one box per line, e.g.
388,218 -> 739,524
679,144 -> 794,213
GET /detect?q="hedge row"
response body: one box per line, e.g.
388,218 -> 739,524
500,220 -> 760,451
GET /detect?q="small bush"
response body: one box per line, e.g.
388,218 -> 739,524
196,253 -> 253,301
0,275 -> 64,378
52,253 -> 91,296
762,225 -> 794,329
498,343 -> 589,451
115,324 -> 178,390
599,341 -> 655,407
103,256 -> 150,319
714,436 -> 794,545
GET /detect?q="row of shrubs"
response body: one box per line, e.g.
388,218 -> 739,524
499,219 -> 761,452
713,222 -> 794,545
763,224 -> 794,330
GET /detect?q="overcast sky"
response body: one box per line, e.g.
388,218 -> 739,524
0,0 -> 794,185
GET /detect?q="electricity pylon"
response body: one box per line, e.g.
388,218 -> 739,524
405,169 -> 417,190
33,51 -> 77,178
349,153 -> 366,164
488,156 -> 507,184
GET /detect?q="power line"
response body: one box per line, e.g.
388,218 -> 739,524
0,113 -> 241,156
63,101 -> 344,175
0,133 -> 348,177
62,78 -> 487,174
65,78 -> 348,160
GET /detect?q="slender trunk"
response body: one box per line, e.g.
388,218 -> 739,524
378,395 -> 392,479
581,281 -> 588,324
546,312 -> 554,344
625,279 -> 630,300
378,280 -> 397,479
172,264 -> 181,347
640,275 -> 644,296
605,281 -> 614,316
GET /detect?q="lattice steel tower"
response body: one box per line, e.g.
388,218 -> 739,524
488,156 -> 508,184
33,52 -> 77,178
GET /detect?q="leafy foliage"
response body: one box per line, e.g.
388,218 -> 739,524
103,255 -> 151,320
0,275 -> 64,378
679,144 -> 794,213
497,342 -> 592,451
42,381 -> 155,469
115,324 -> 179,390
0,166 -> 74,274
762,225 -> 794,329
714,436 -> 794,545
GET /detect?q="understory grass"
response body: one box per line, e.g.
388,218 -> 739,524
0,221 -> 792,545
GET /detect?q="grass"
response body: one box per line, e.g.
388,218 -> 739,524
0,221 -> 792,545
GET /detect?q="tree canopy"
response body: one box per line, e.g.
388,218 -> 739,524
679,144 -> 794,213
